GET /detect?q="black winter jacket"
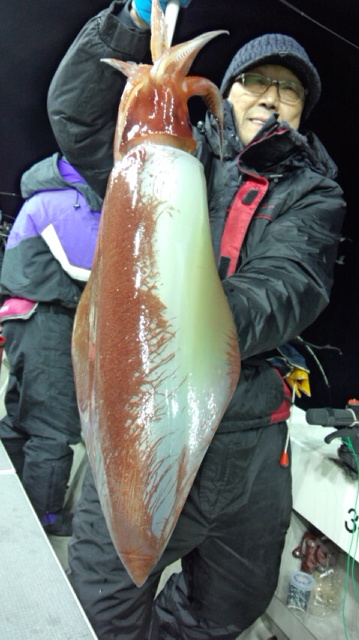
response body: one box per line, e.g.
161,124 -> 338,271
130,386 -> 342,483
47,0 -> 346,430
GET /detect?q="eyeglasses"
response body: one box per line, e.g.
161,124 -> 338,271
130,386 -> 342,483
235,72 -> 306,104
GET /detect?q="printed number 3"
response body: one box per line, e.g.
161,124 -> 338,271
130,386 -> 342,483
345,508 -> 358,534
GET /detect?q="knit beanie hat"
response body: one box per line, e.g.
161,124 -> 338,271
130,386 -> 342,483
220,33 -> 321,120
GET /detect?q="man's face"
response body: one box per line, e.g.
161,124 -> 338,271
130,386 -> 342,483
227,63 -> 305,146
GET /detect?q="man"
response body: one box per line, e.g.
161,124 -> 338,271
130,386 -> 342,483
47,0 -> 345,637
0,154 -> 101,535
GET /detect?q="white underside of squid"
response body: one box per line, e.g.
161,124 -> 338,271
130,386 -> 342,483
114,144 -> 238,527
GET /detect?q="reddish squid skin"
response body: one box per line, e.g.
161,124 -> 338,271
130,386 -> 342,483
72,1 -> 239,586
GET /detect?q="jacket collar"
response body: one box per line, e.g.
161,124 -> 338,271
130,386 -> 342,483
202,100 -> 338,180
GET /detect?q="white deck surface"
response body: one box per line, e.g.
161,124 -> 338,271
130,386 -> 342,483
0,440 -> 96,639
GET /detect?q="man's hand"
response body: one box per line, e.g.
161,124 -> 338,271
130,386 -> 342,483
131,0 -> 191,28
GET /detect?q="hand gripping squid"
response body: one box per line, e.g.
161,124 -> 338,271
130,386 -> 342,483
72,0 -> 240,587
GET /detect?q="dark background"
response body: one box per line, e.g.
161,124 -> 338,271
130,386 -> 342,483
1,0 -> 358,410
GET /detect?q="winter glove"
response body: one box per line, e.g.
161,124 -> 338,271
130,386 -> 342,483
133,0 -> 192,27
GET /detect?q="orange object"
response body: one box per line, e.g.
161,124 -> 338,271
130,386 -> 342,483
279,450 -> 290,467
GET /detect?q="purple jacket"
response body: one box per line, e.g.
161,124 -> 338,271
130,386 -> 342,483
0,153 -> 102,308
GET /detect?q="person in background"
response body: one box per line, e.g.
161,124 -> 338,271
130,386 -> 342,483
46,0 -> 346,636
0,153 -> 101,535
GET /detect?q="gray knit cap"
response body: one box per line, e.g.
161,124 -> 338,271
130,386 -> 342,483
220,33 -> 322,120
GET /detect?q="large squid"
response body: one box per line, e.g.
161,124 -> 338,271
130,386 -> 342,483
72,0 -> 240,587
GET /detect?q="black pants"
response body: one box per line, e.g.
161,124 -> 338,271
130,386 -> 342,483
0,310 -> 81,516
67,422 -> 292,639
